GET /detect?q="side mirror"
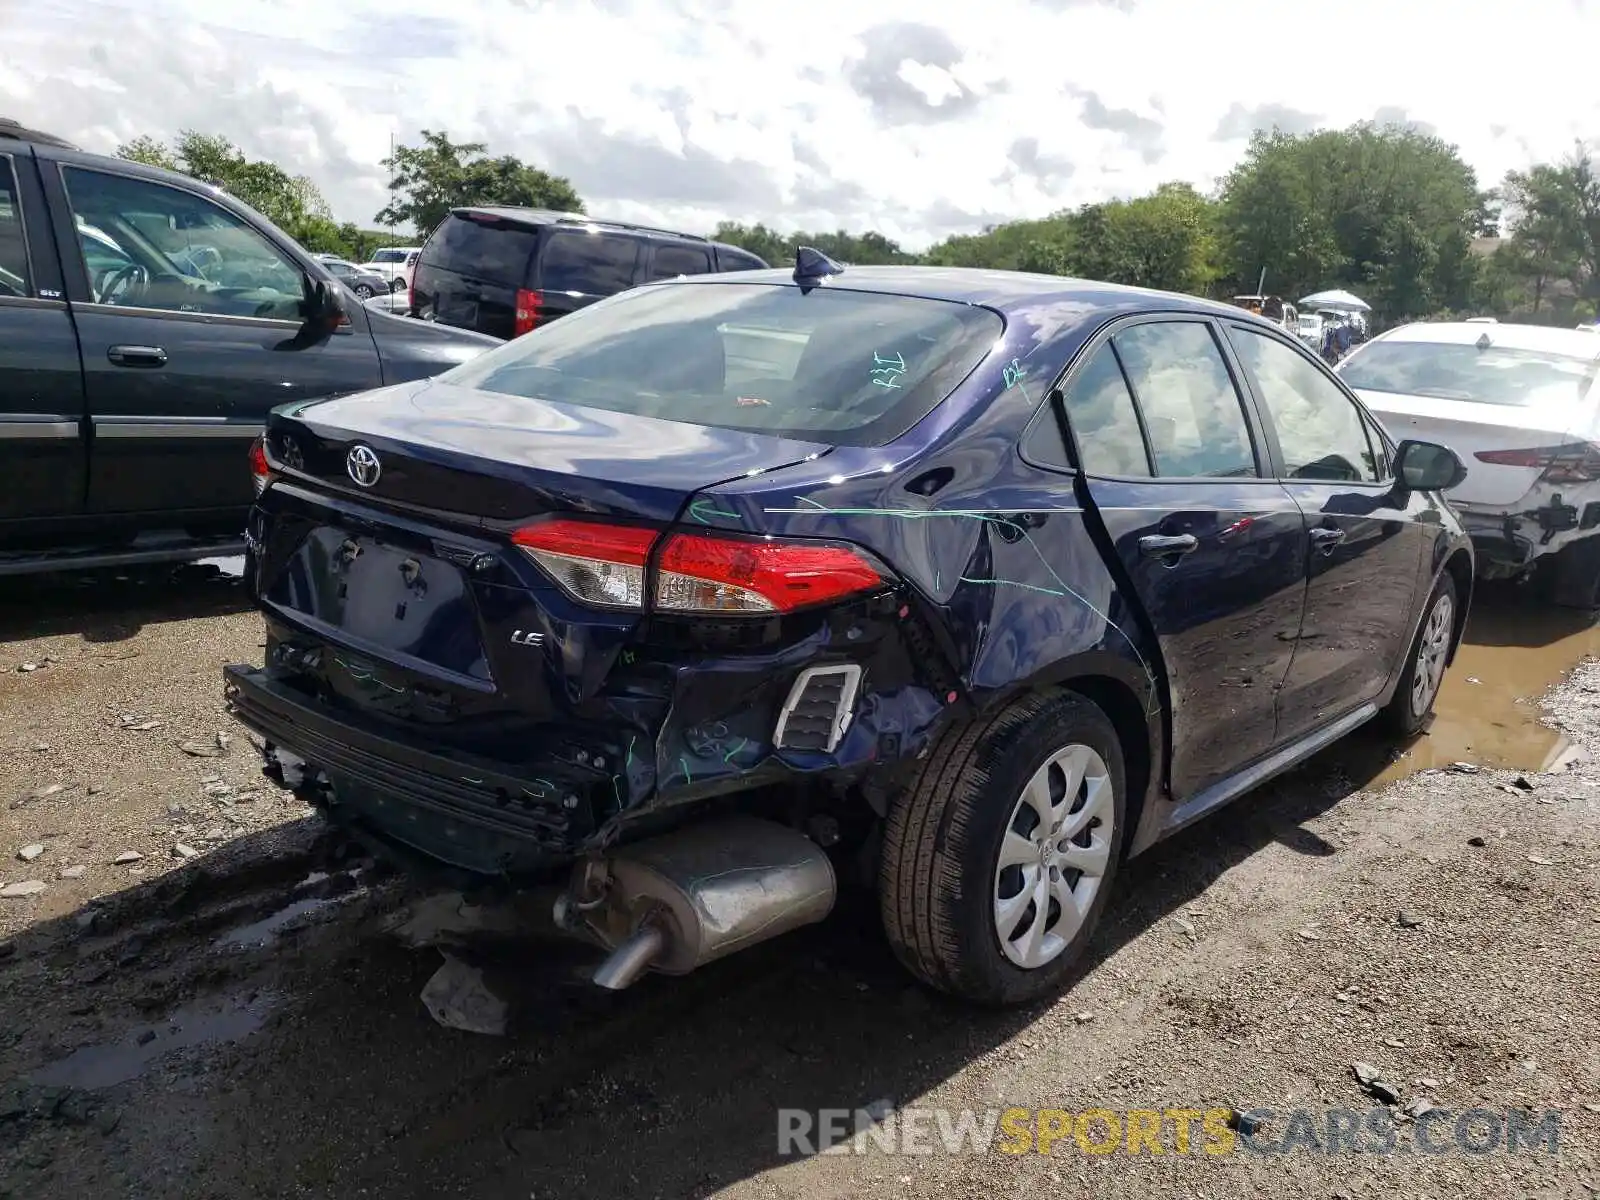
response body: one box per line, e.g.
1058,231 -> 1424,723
1395,439 -> 1467,493
303,275 -> 349,334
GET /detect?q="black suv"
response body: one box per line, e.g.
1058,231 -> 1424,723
410,207 -> 768,340
0,118 -> 498,575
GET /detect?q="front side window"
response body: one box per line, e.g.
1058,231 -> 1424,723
441,281 -> 1004,448
61,168 -> 304,321
648,243 -> 713,281
1060,343 -> 1151,476
1112,321 -> 1259,478
0,157 -> 31,297
1230,326 -> 1380,483
538,232 -> 640,295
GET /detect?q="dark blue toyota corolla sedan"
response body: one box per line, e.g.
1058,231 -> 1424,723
227,251 -> 1473,1007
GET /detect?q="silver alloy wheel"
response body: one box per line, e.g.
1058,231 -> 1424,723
993,743 -> 1114,970
355,284 -> 374,299
1410,591 -> 1454,718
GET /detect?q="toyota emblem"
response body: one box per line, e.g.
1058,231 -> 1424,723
346,444 -> 381,487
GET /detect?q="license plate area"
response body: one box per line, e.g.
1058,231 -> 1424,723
267,527 -> 490,680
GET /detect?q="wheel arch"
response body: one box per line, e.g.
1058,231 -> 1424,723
979,650 -> 1161,862
1442,548 -> 1473,664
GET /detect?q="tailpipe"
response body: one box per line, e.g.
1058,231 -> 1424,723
564,816 -> 836,991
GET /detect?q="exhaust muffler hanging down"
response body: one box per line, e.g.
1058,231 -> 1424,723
556,816 -> 837,991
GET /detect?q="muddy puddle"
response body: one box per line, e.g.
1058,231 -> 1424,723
1372,586 -> 1599,784
29,990 -> 277,1091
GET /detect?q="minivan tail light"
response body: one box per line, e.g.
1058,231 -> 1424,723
511,519 -> 885,614
514,288 -> 544,337
248,435 -> 273,497
1475,442 -> 1600,483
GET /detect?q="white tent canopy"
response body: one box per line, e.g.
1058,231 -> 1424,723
1299,288 -> 1370,312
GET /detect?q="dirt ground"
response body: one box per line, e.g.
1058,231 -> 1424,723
1,565 -> 1597,1199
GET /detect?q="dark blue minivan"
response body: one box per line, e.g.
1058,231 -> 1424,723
225,253 -> 1473,1007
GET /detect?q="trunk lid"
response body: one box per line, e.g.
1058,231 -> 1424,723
253,379 -> 833,735
267,378 -> 832,524
1354,387 -> 1600,508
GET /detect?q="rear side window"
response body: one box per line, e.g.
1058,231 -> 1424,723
0,156 -> 32,297
1338,340 -> 1597,406
1113,322 -> 1259,478
1060,344 -> 1151,476
716,247 -> 767,272
423,215 -> 539,285
538,232 -> 640,295
440,282 -> 1004,448
648,242 -> 713,281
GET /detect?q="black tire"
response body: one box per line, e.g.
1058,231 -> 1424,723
878,690 -> 1126,1007
389,277 -> 405,293
1379,571 -> 1459,737
354,284 -> 374,299
1542,535 -> 1600,610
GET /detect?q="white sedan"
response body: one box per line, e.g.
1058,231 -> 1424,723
1336,321 -> 1600,606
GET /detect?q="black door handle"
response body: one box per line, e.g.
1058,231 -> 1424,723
1310,526 -> 1346,554
107,344 -> 167,368
1139,533 -> 1199,558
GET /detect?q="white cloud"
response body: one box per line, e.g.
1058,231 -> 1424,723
4,0 -> 1600,249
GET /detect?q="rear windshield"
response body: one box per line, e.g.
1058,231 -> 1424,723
422,215 -> 539,284
1340,341 -> 1598,406
439,281 -> 1004,447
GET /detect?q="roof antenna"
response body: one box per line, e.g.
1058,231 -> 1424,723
794,246 -> 844,291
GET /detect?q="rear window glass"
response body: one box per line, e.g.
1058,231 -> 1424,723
1339,341 -> 1598,406
538,232 -> 639,294
440,282 -> 1004,447
422,216 -> 539,285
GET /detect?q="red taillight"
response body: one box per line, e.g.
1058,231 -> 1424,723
1475,442 -> 1600,483
511,519 -> 885,614
657,533 -> 883,613
407,277 -> 415,316
514,288 -> 543,337
248,436 -> 272,497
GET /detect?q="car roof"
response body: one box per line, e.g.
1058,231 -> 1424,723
670,265 -> 1251,323
1375,321 -> 1600,357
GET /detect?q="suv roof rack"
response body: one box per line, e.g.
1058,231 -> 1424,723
450,206 -> 708,244
0,117 -> 79,151
552,215 -> 709,242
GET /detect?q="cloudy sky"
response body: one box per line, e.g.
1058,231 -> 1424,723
3,0 -> 1598,248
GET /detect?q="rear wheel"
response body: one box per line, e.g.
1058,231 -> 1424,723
354,284 -> 374,299
1542,535 -> 1600,609
879,691 -> 1125,1007
389,277 -> 405,293
1379,571 -> 1457,736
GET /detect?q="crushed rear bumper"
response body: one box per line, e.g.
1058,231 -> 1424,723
223,663 -> 602,873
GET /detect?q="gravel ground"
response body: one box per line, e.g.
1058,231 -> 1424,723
0,570 -> 1596,1199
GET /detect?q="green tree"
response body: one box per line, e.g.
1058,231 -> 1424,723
1217,122 -> 1490,320
115,135 -> 178,171
710,222 -> 918,267
1063,183 -> 1220,294
1499,146 -> 1600,315
376,131 -> 584,236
